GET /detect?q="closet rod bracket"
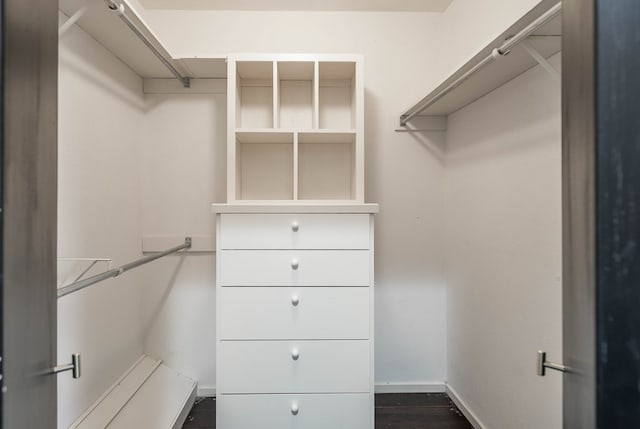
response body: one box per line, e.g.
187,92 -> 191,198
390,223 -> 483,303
50,354 -> 82,379
537,351 -> 570,376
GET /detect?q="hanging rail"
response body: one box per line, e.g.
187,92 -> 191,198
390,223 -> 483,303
57,237 -> 192,298
103,0 -> 191,88
399,2 -> 561,126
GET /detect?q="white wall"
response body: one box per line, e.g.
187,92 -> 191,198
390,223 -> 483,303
137,10 -> 451,392
440,1 -> 563,427
57,14 -> 146,428
444,53 -> 562,428
139,92 -> 226,392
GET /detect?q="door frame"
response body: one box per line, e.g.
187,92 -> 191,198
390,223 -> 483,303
0,0 -> 4,423
563,0 -> 640,427
562,0 -> 596,427
2,0 -> 58,428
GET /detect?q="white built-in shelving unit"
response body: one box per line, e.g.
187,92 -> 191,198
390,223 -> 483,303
216,53 -> 376,429
227,54 -> 364,203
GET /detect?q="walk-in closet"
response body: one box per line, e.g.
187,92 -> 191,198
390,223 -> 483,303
4,0 -> 640,428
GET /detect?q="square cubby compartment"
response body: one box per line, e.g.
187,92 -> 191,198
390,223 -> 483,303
319,62 -> 356,130
236,132 -> 294,200
298,132 -> 355,200
236,61 -> 274,129
278,61 -> 315,129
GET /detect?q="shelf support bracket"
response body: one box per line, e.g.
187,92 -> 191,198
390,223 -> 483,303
521,40 -> 560,83
395,115 -> 447,132
59,3 -> 90,37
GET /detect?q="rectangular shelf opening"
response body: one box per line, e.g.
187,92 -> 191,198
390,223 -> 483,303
278,61 -> 315,129
236,61 -> 274,129
298,132 -> 356,200
319,62 -> 356,130
236,132 -> 294,200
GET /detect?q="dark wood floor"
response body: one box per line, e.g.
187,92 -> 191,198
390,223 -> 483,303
183,393 -> 473,428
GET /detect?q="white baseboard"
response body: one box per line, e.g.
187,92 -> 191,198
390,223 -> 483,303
196,383 -> 446,397
374,382 -> 446,393
195,382 -> 485,429
197,386 -> 217,397
446,384 -> 487,429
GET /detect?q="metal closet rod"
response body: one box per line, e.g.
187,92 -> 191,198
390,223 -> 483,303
103,0 -> 191,88
399,2 -> 562,126
57,237 -> 192,298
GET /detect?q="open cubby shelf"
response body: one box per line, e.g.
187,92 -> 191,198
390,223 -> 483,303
235,132 -> 294,201
236,61 -> 274,129
298,132 -> 355,200
233,130 -> 356,202
319,62 -> 356,130
278,61 -> 315,129
228,55 -> 363,203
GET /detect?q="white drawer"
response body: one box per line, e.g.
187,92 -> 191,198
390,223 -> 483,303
218,340 -> 370,394
220,287 -> 370,340
218,250 -> 370,286
217,393 -> 371,429
219,214 -> 370,249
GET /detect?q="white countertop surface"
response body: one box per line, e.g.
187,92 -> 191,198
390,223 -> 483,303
211,202 -> 379,214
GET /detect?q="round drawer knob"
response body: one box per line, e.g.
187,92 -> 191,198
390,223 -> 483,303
291,348 -> 300,361
291,403 -> 299,416
291,221 -> 299,232
291,295 -> 300,306
291,259 -> 299,270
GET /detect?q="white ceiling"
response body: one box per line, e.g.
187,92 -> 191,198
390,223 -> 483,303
138,0 -> 454,12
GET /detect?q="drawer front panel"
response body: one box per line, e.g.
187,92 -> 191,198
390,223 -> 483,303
219,214 -> 370,249
217,393 -> 370,429
218,340 -> 370,394
220,287 -> 370,340
218,250 -> 370,286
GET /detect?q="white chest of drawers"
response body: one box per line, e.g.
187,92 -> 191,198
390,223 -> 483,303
213,206 -> 377,429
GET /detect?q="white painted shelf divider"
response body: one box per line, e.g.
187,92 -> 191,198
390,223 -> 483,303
398,0 -> 561,125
